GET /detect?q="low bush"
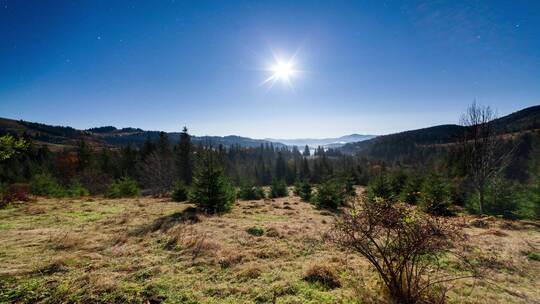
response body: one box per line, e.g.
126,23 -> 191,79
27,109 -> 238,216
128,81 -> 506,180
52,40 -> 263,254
388,171 -> 408,199
328,199 -> 475,304
294,180 -> 312,201
246,226 -> 264,236
107,177 -> 140,198
65,181 -> 89,197
270,179 -> 288,198
171,181 -> 189,202
314,178 -> 347,209
525,251 -> 540,261
238,182 -> 265,200
399,174 -> 424,205
303,264 -> 341,289
344,175 -> 356,197
29,174 -> 65,197
419,174 -> 452,216
1,183 -> 30,205
253,186 -> 266,200
366,173 -> 392,202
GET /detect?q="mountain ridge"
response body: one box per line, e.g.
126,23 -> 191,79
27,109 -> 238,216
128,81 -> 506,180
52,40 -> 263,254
0,118 -> 371,150
339,105 -> 540,158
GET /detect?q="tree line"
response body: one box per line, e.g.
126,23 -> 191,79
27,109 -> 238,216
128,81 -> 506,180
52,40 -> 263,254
1,103 -> 539,219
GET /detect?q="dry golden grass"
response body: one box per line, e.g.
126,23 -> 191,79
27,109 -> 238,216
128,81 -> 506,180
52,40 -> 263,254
0,194 -> 538,303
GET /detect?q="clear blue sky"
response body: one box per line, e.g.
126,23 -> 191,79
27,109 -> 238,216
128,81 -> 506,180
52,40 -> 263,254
1,1 -> 539,138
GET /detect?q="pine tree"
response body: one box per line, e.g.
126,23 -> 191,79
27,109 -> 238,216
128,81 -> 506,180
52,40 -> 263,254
176,126 -> 193,184
300,157 -> 310,180
120,144 -> 138,177
275,152 -> 287,181
157,131 -> 172,156
190,149 -> 236,213
140,135 -> 156,160
303,145 -> 310,157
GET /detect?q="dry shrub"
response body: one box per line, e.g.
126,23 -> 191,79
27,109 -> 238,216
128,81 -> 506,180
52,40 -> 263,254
180,231 -> 220,262
328,199 -> 478,304
25,204 -> 46,215
235,265 -> 262,282
270,280 -> 298,297
303,264 -> 341,289
480,229 -> 509,237
49,232 -> 84,250
35,258 -> 69,275
115,212 -> 131,225
469,218 -> 490,228
2,183 -> 30,205
265,227 -> 280,238
499,221 -> 525,231
163,224 -> 192,250
217,249 -> 244,268
111,234 -> 129,246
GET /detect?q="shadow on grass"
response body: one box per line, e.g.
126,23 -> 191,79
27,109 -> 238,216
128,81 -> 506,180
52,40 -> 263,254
130,206 -> 200,236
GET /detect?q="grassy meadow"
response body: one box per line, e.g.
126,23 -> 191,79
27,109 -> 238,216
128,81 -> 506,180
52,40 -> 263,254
0,190 -> 539,304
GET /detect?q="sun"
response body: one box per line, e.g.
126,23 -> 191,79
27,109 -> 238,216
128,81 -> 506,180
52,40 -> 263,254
261,56 -> 300,89
271,61 -> 293,81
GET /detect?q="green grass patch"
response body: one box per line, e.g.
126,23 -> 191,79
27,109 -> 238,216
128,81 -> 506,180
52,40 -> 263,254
0,223 -> 12,230
246,226 -> 264,236
248,213 -> 289,222
64,210 -> 103,222
524,251 -> 540,261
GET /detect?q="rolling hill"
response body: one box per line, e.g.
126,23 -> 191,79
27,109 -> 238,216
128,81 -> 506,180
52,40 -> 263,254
0,118 -> 286,149
339,105 -> 540,158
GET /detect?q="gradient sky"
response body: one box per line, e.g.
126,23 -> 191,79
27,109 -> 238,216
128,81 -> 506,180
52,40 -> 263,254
1,1 -> 539,138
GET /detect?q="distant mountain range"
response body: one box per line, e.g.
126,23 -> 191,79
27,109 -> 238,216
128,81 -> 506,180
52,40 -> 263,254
0,118 -> 373,150
267,134 -> 376,149
2,105 -> 538,155
0,118 -> 288,149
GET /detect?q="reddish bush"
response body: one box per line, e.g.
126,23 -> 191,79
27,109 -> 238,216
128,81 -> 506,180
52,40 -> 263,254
2,183 -> 30,204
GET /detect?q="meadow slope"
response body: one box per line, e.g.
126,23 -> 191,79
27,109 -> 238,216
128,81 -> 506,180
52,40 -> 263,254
0,194 -> 539,303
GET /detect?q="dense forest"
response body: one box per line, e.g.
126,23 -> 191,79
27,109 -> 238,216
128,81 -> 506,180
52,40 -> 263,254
1,104 -> 540,220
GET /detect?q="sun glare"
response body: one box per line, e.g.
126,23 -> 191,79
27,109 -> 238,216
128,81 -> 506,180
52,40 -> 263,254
261,55 -> 300,89
271,61 -> 293,80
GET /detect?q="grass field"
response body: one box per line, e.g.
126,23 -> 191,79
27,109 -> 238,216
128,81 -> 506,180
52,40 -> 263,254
0,192 -> 539,303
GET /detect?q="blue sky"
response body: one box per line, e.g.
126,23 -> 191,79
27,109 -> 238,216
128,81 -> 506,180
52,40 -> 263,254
1,1 -> 539,138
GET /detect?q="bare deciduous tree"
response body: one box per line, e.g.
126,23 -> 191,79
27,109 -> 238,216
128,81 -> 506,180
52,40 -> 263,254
138,151 -> 176,196
460,101 -> 513,214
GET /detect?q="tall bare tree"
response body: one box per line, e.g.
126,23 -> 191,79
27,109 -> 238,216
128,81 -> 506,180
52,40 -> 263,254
139,151 -> 176,197
460,101 -> 513,214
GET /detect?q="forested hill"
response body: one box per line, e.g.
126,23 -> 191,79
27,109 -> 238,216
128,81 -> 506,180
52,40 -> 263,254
0,118 -> 285,149
339,105 -> 540,157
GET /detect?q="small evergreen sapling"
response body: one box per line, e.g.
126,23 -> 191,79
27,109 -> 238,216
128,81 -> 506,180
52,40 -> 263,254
190,149 -> 236,213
